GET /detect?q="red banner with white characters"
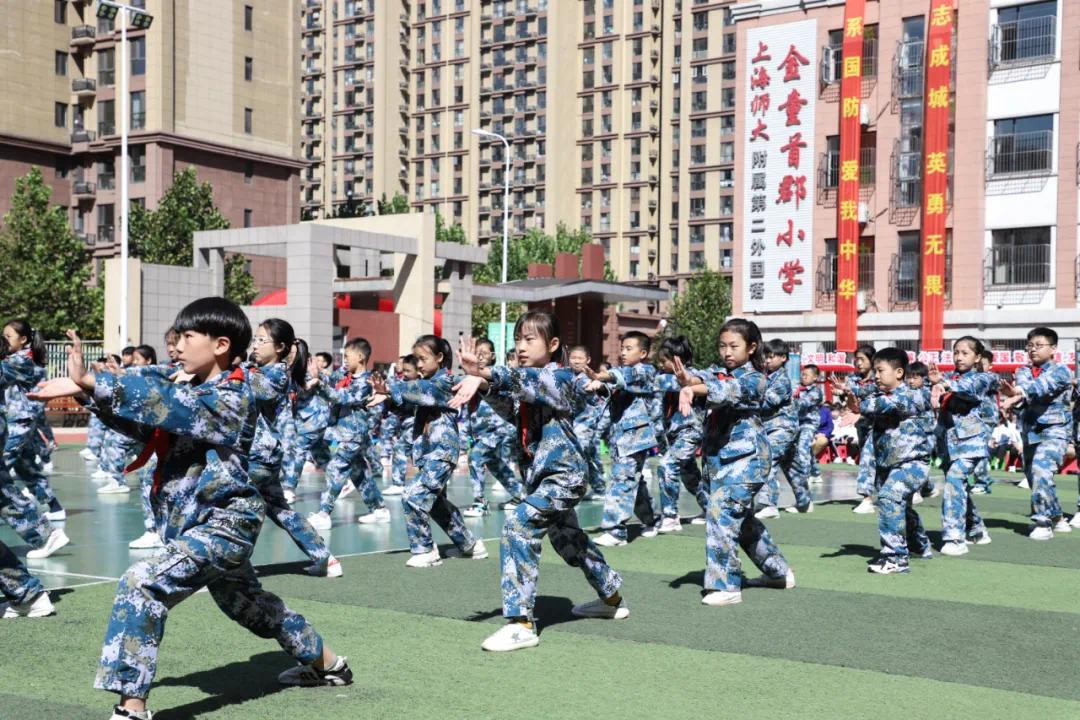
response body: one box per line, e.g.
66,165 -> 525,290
919,0 -> 953,350
835,0 -> 865,352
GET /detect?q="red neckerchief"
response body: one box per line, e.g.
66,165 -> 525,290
1031,365 -> 1042,379
335,374 -> 353,390
518,400 -> 532,458
126,367 -> 245,497
707,369 -> 731,431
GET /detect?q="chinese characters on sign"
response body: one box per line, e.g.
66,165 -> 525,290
920,0 -> 953,351
742,20 -> 817,312
835,0 -> 866,352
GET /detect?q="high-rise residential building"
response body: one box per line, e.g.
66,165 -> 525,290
730,0 -> 1080,352
299,0 -> 740,299
0,0 -> 304,275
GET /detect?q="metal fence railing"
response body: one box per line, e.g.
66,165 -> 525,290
44,340 -> 104,380
984,243 -> 1051,288
990,15 -> 1056,68
987,129 -> 1053,178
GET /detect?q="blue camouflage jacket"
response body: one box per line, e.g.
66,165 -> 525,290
939,368 -> 996,459
320,369 -> 374,443
468,384 -> 518,446
86,365 -> 264,559
489,363 -> 590,509
655,372 -> 705,441
1014,361 -> 1072,444
4,351 -> 43,423
978,373 -> 1000,428
605,363 -> 660,455
245,361 -> 291,468
572,370 -> 606,438
859,382 -> 930,468
909,385 -> 936,457
794,383 -> 824,430
761,368 -> 796,438
693,362 -> 769,467
293,371 -> 331,435
389,368 -> 460,463
0,352 -> 38,439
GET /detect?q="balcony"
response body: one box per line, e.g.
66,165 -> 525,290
98,172 -> 115,190
817,146 -> 877,189
889,250 -> 953,311
77,232 -> 96,246
98,122 -> 116,137
72,180 -> 96,198
986,130 -> 1053,179
71,128 -> 96,144
815,252 -> 875,310
72,78 -> 96,98
70,25 -> 95,47
990,15 -> 1056,70
984,244 -> 1051,289
891,40 -> 924,103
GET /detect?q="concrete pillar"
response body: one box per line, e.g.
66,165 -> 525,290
103,257 -> 142,351
287,225 -> 336,353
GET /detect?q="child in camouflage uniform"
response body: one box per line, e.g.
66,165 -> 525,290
784,364 -> 822,514
452,311 -> 627,653
654,335 -> 708,533
31,299 -> 351,720
754,339 -> 796,519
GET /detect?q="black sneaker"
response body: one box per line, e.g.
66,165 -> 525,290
278,656 -> 354,687
867,557 -> 910,575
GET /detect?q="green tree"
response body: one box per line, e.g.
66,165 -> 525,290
471,223 -> 603,337
435,211 -> 466,244
0,167 -> 102,337
377,191 -> 410,215
662,270 -> 732,368
129,167 -> 257,305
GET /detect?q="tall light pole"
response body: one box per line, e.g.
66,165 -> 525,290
97,1 -> 153,349
472,128 -> 511,362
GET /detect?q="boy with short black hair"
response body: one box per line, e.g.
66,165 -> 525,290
905,361 -> 937,504
785,364 -> 822,513
971,349 -> 999,495
568,345 -> 607,498
858,347 -> 932,574
755,339 -> 797,519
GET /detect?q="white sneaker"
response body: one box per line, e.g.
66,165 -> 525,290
405,548 -> 442,568
481,622 -> 539,652
970,487 -> 987,495
966,532 -> 992,546
571,596 -> 629,619
78,448 -> 95,460
305,555 -> 343,578
658,517 -> 683,534
928,486 -> 941,499
784,503 -> 813,514
689,515 -> 707,525
593,532 -> 626,547
20,487 -> 33,501
444,539 -> 489,560
940,541 -> 969,556
1070,513 -> 1080,529
97,478 -> 131,494
382,484 -> 404,496
742,569 -> 796,589
912,492 -> 924,506
1,591 -> 55,619
1017,478 -> 1030,489
702,590 -> 743,606
42,461 -> 54,475
809,474 -> 824,484
357,507 -> 391,524
640,525 -> 658,539
339,481 -> 356,500
26,528 -> 70,559
755,506 -> 780,519
91,468 -> 111,481
45,508 -> 66,522
283,489 -> 296,505
1053,518 -> 1072,534
307,511 -> 332,531
462,503 -> 488,518
1029,526 -> 1053,541
128,531 -> 164,549
852,497 -> 876,514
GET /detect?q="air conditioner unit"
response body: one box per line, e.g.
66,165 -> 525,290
860,103 -> 871,126
856,290 -> 867,312
857,201 -> 870,223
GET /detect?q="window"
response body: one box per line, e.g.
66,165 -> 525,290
244,107 -> 253,134
98,99 -> 115,135
244,57 -> 253,81
130,91 -> 145,130
55,51 -> 67,77
244,209 -> 254,228
244,161 -> 254,184
244,5 -> 254,31
130,38 -> 146,75
991,114 -> 1053,176
130,146 -> 146,183
54,0 -> 65,24
98,49 -> 115,86
98,204 -> 115,243
996,0 -> 1056,64
54,102 -> 66,129
988,226 -> 1050,287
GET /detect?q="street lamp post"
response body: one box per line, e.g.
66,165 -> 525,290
96,1 -> 153,349
471,128 -> 511,362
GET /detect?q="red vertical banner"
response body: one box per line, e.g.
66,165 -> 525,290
919,0 -> 953,351
835,0 -> 866,352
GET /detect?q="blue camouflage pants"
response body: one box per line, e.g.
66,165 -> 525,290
758,428 -> 794,509
94,545 -> 323,699
787,426 -> 816,509
0,456 -> 52,548
402,459 -> 475,554
6,421 -> 58,510
658,431 -> 708,519
321,437 -> 384,515
856,432 -> 877,498
0,538 -> 43,605
138,459 -> 155,534
1025,439 -> 1065,528
942,457 -> 987,542
87,416 -> 105,457
282,428 -> 332,491
251,462 -> 330,565
32,423 -> 54,464
468,439 -> 523,503
390,433 -> 414,487
502,481 -> 622,620
704,454 -> 790,593
574,422 -> 607,495
876,462 -> 930,564
600,447 -> 657,541
972,458 -> 993,493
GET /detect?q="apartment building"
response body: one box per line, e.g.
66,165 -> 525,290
0,0 -> 304,272
731,0 -> 1080,352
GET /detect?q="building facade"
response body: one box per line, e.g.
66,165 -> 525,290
0,0 -> 304,277
731,0 -> 1079,353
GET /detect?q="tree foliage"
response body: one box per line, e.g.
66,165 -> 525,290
662,270 -> 732,368
0,167 -> 102,337
128,167 -> 256,305
376,192 -> 410,215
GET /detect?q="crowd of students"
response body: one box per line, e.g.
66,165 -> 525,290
1,297 -> 1078,720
